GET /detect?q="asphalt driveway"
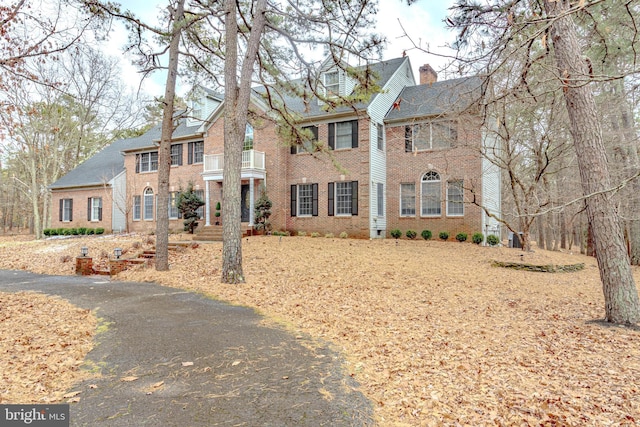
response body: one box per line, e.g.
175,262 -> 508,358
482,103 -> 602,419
0,270 -> 374,426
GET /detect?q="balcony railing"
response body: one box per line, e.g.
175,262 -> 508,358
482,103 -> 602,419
203,149 -> 265,174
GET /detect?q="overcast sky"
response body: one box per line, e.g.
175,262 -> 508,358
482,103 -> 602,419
101,0 -> 457,97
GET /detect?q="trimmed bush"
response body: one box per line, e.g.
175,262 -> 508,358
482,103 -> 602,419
455,232 -> 468,242
339,231 -> 348,239
70,228 -> 79,235
57,228 -> 65,236
87,228 -> 95,235
421,230 -> 432,240
406,230 -> 417,239
95,228 -> 105,235
310,232 -> 320,238
78,227 -> 88,235
324,233 -> 334,238
472,232 -> 484,245
390,229 -> 402,239
297,231 -> 307,237
439,231 -> 450,241
487,234 -> 500,246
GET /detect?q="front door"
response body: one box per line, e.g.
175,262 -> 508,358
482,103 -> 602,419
241,184 -> 250,222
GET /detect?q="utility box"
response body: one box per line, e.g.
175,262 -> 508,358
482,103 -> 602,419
509,232 -> 523,249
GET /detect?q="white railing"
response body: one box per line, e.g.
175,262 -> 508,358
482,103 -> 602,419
203,150 -> 265,173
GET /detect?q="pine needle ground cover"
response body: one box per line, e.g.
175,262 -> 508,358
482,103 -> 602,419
0,234 -> 638,425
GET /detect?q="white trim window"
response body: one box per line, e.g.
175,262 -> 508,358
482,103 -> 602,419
143,188 -> 154,220
400,183 -> 415,216
335,182 -> 352,216
244,124 -> 254,150
324,70 -> 339,97
405,121 -> 457,152
60,198 -> 73,222
170,144 -> 183,166
377,123 -> 384,151
328,181 -> 358,216
421,171 -> 441,216
376,183 -> 384,217
188,141 -> 204,164
133,196 -> 141,221
447,180 -> 464,216
298,184 -> 314,216
169,192 -> 180,219
137,151 -> 158,173
89,197 -> 102,221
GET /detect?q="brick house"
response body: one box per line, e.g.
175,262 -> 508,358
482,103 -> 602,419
49,57 -> 501,239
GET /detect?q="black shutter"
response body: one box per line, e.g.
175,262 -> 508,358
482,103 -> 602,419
328,182 -> 334,216
177,144 -> 183,165
188,142 -> 193,164
405,125 -> 412,152
312,183 -> 318,216
59,199 -> 63,221
351,181 -> 358,216
135,154 -> 140,173
69,199 -> 73,222
328,123 -> 335,150
87,198 -> 91,220
351,120 -> 358,148
98,198 -> 102,221
290,185 -> 297,217
290,144 -> 296,155
311,126 -> 319,141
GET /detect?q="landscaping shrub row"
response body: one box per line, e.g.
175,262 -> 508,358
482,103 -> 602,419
389,229 -> 500,246
44,227 -> 105,237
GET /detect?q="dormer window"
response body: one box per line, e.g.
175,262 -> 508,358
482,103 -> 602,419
324,71 -> 340,97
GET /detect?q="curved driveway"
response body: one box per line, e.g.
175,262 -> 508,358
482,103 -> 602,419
0,270 -> 373,426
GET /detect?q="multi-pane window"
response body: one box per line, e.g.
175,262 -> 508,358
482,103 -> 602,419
335,122 -> 353,150
244,124 -> 254,150
89,197 -> 102,221
298,184 -> 314,216
400,183 -> 416,216
60,199 -> 73,222
377,183 -> 384,217
143,188 -> 154,220
188,141 -> 204,164
169,192 -> 180,219
406,121 -> 457,152
170,144 -> 182,166
295,126 -> 319,154
421,171 -> 441,216
377,123 -> 384,151
335,182 -> 352,215
447,180 -> 464,216
138,152 -> 158,172
328,120 -> 358,150
195,190 -> 205,219
133,196 -> 141,221
324,71 -> 339,96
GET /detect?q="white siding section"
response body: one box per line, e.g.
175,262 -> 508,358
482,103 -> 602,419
367,57 -> 415,238
187,95 -> 221,127
111,171 -> 127,233
481,129 -> 502,239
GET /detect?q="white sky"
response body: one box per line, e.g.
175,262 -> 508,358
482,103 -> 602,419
99,0 -> 457,98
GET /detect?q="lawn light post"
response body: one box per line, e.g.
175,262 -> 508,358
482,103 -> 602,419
114,248 -> 122,259
75,247 -> 93,275
110,247 -> 125,277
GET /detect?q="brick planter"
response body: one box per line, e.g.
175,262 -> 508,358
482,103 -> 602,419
109,259 -> 127,277
75,257 -> 93,276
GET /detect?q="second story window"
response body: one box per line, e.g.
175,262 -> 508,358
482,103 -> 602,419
188,141 -> 204,164
244,124 -> 254,150
328,120 -> 358,150
170,144 -> 183,166
324,71 -> 339,97
137,151 -> 158,173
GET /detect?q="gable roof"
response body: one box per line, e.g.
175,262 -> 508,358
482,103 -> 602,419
253,57 -> 409,120
49,118 -> 202,190
384,76 -> 484,123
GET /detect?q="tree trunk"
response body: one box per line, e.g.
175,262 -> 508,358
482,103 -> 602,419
545,0 -> 640,324
536,216 -> 545,250
221,0 -> 267,283
155,0 -> 185,271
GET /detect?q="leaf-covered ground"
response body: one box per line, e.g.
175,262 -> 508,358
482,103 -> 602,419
0,234 -> 639,426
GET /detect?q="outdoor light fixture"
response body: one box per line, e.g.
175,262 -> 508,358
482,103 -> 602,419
80,247 -> 88,257
114,248 -> 122,259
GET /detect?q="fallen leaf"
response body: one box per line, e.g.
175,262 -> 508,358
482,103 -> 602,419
120,376 -> 139,382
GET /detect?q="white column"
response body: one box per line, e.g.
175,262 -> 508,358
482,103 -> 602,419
205,180 -> 211,226
249,179 -> 255,228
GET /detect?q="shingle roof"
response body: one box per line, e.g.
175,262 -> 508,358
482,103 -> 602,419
253,57 -> 408,119
49,118 -> 201,190
384,76 -> 484,123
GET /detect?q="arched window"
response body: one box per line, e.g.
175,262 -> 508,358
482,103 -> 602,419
421,171 -> 441,216
143,188 -> 154,220
244,124 -> 254,150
